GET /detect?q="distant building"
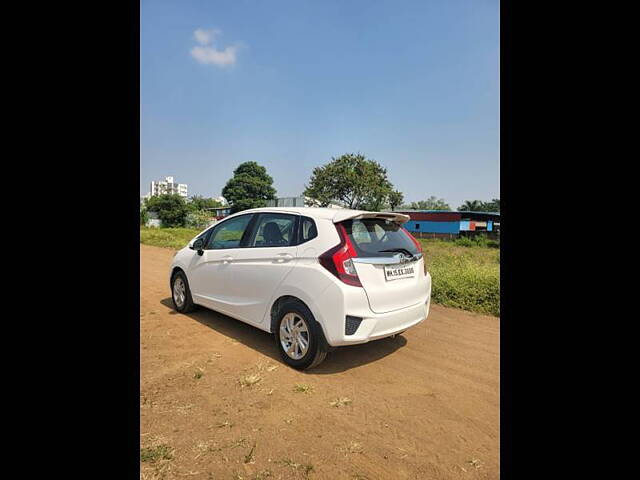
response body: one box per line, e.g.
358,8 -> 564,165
266,196 -> 344,209
149,176 -> 188,199
397,210 -> 500,238
211,206 -> 232,220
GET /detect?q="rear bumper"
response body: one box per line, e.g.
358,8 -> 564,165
320,271 -> 432,347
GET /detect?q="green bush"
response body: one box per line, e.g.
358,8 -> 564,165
140,206 -> 149,226
453,234 -> 499,249
453,236 -> 475,247
185,210 -> 213,229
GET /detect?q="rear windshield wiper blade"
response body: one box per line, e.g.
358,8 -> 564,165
378,248 -> 414,257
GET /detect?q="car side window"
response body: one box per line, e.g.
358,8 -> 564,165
249,213 -> 296,247
299,216 -> 318,243
206,215 -> 253,249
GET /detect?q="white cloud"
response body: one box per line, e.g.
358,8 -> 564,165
190,45 -> 238,66
193,28 -> 220,46
190,28 -> 239,67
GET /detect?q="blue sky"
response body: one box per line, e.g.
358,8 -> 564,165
141,0 -> 499,209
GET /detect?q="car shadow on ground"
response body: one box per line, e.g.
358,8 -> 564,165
159,298 -> 407,374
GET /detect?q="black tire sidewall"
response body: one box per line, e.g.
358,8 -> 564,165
171,271 -> 194,312
275,301 -> 324,370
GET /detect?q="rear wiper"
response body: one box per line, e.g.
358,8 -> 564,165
378,248 -> 414,257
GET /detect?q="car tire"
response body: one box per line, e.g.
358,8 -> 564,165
275,299 -> 328,370
171,271 -> 196,313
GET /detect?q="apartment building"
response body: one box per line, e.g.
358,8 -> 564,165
149,176 -> 188,199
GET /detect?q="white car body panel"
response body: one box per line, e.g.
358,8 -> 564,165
170,207 -> 432,348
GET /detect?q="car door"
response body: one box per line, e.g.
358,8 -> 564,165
187,213 -> 255,315
222,212 -> 300,327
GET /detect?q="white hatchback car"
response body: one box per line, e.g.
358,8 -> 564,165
170,207 -> 432,369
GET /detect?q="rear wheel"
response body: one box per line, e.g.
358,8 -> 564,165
275,300 -> 328,370
171,271 -> 196,313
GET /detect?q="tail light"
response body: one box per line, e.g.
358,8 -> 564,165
319,223 -> 363,287
402,226 -> 423,253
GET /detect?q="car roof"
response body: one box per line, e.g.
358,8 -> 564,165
226,207 -> 410,224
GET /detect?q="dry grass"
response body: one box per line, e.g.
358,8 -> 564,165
277,459 -> 315,477
329,397 -> 352,407
244,442 -> 257,464
338,441 -> 363,455
239,373 -> 263,387
293,383 -> 312,393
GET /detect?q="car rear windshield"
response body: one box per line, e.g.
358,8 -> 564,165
341,218 -> 419,257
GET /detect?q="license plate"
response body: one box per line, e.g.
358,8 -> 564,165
384,262 -> 417,281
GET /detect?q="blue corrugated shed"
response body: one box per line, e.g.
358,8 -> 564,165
404,221 -> 460,234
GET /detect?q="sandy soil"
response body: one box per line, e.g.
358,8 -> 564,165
140,244 -> 499,480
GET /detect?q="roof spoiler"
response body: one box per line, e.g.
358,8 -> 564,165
332,210 -> 410,224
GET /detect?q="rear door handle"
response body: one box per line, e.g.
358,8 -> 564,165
222,255 -> 233,264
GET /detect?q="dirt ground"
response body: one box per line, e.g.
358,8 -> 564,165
140,244 -> 500,480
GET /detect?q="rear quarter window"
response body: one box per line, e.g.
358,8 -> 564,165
299,216 -> 318,243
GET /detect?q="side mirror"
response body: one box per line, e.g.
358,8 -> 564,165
190,238 -> 205,255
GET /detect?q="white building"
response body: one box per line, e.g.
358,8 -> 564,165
266,195 -> 344,209
149,176 -> 188,199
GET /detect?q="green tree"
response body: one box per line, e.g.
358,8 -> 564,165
458,200 -> 483,212
481,198 -> 500,212
388,190 -> 404,211
145,194 -> 189,227
140,204 -> 149,226
304,153 -> 395,211
222,161 -> 277,213
403,196 -> 451,211
187,195 -> 222,212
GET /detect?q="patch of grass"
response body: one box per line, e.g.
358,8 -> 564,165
293,384 -> 312,394
329,397 -> 353,408
277,459 -> 314,477
140,444 -> 173,463
239,373 -> 262,387
419,238 -> 500,316
140,227 -> 201,250
193,368 -> 204,379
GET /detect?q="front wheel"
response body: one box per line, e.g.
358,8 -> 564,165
275,300 -> 328,370
171,271 -> 196,313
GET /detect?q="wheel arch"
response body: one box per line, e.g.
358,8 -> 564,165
169,266 -> 186,289
269,294 -> 332,350
270,295 -> 303,334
